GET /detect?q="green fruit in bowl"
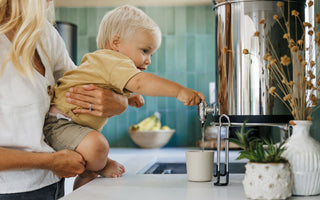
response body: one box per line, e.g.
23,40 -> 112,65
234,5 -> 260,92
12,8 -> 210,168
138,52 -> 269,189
161,125 -> 171,130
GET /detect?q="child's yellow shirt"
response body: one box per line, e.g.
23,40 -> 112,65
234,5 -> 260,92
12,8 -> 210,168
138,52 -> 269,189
52,49 -> 141,130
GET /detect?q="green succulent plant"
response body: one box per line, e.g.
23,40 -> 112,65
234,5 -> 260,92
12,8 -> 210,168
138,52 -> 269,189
228,120 -> 288,163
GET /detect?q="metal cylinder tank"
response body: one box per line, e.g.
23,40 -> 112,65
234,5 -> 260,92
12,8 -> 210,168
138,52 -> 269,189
213,0 -> 306,123
55,21 -> 77,63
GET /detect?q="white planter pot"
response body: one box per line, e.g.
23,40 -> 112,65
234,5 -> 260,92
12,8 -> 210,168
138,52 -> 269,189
243,162 -> 292,200
283,120 -> 320,196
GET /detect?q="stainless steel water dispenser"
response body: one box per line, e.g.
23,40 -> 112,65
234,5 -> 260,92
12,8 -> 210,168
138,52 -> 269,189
199,0 -> 307,186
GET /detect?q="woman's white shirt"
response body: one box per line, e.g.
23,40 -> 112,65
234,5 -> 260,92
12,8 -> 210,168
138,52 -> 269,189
0,22 -> 76,193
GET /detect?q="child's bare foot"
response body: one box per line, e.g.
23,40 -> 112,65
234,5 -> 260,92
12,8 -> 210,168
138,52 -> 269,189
98,158 -> 125,178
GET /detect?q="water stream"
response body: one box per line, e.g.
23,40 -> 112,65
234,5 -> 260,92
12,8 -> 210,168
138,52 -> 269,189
201,123 -> 205,151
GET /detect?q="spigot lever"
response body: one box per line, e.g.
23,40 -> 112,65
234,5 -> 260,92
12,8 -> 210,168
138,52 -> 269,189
198,101 -> 218,124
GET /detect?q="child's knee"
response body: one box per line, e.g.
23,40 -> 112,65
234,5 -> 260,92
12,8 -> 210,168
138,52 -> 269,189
89,132 -> 109,156
76,131 -> 110,159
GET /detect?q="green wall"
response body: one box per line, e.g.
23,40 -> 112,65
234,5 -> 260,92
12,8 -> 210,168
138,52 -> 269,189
311,2 -> 320,142
55,3 -> 320,147
55,5 -> 216,147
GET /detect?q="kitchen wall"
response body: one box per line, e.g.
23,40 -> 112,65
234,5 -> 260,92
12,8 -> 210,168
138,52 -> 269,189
55,5 -> 215,147
311,3 -> 320,145
55,3 -> 320,147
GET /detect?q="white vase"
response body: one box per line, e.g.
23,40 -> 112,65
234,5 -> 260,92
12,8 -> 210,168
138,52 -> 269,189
243,162 -> 292,200
283,120 -> 320,196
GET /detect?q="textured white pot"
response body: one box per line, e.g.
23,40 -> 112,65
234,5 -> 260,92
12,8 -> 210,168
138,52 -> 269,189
283,120 -> 320,196
243,162 -> 292,200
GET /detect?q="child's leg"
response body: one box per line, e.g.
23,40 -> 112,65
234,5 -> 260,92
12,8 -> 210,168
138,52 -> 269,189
73,131 -> 125,189
73,170 -> 98,190
44,115 -> 125,189
75,131 -> 109,171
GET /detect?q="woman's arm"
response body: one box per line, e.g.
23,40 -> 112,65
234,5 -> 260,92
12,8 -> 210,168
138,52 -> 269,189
0,148 -> 85,178
124,72 -> 205,106
65,84 -> 128,118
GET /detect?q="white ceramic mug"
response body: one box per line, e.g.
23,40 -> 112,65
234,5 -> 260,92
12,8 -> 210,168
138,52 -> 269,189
185,150 -> 214,182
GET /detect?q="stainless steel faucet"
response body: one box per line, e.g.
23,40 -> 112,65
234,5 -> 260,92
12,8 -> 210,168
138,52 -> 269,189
198,101 -> 219,124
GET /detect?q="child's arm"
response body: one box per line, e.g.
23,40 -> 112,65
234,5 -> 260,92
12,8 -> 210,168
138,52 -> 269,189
125,72 -> 205,106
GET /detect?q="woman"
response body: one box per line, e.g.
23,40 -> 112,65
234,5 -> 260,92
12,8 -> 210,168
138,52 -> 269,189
0,0 -> 127,199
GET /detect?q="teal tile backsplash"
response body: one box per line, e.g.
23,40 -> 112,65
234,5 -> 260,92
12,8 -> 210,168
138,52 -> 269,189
55,4 -> 320,147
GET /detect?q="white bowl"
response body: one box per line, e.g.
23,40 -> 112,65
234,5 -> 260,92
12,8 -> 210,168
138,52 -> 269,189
128,129 -> 176,148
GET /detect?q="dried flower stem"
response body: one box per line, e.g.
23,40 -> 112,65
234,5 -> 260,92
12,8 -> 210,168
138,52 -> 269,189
260,0 -> 319,120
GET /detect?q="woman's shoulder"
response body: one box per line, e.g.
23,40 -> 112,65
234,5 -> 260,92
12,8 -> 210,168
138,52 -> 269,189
41,21 -> 64,48
40,21 -> 76,76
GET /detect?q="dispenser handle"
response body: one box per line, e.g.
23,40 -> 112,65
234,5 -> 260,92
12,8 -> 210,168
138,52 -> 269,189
214,114 -> 230,186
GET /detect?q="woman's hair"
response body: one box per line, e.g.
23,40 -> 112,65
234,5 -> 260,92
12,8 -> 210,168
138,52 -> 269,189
0,0 -> 55,79
96,5 -> 161,49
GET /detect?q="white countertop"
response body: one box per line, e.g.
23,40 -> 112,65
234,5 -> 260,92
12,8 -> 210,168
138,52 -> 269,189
61,148 -> 320,200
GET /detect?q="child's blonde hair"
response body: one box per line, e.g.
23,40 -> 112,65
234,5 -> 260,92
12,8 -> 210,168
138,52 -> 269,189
96,5 -> 161,49
0,0 -> 55,80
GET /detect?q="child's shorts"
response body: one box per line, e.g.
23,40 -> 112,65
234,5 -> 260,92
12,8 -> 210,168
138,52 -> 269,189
43,114 -> 95,151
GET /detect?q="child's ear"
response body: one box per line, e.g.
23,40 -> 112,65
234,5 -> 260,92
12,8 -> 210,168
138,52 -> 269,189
110,35 -> 121,51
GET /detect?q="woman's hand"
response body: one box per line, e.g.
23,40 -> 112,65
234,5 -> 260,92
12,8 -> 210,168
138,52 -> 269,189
65,84 -> 128,118
50,149 -> 86,178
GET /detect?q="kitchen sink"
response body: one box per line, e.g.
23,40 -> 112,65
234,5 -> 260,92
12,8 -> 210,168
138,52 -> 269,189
143,162 -> 246,174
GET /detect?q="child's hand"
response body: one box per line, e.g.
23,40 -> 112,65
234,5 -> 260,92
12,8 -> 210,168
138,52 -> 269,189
177,87 -> 205,106
128,94 -> 145,108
